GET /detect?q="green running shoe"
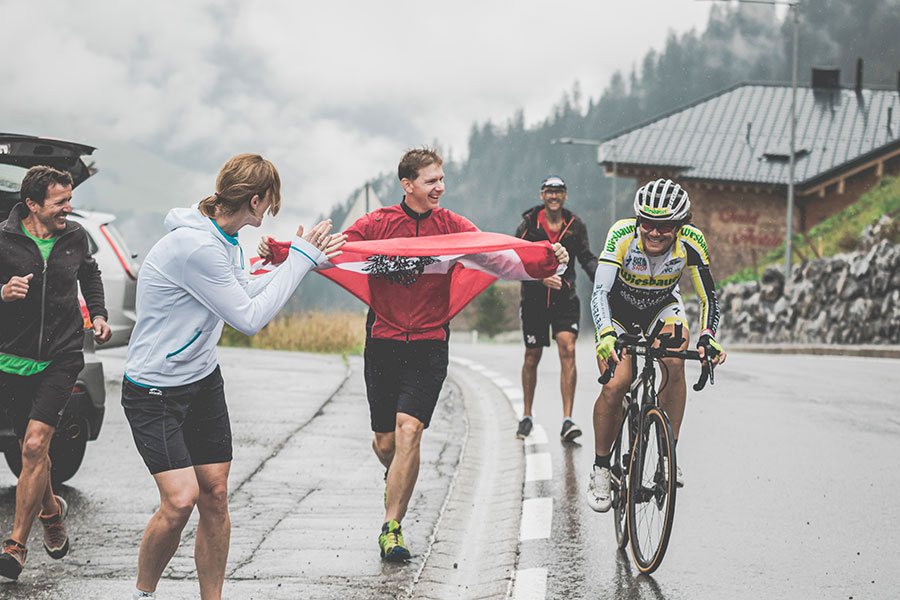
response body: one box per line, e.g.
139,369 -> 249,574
379,520 -> 411,561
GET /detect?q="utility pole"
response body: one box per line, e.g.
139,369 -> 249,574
610,143 -> 618,226
551,137 -> 616,227
697,0 -> 801,285
785,1 -> 799,284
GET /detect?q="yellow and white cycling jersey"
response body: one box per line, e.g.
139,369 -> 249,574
590,218 -> 719,338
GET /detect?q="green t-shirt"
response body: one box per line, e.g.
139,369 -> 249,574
0,354 -> 52,376
0,225 -> 58,375
20,222 -> 57,261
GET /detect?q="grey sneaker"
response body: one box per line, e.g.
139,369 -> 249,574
560,419 -> 582,442
586,466 -> 612,512
516,417 -> 533,439
39,495 -> 69,559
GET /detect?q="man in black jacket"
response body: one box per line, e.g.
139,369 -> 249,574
0,166 -> 110,580
515,176 -> 597,442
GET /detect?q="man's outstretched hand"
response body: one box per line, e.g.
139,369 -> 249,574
259,219 -> 348,264
551,242 -> 569,265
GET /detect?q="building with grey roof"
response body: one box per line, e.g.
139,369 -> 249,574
596,66 -> 900,279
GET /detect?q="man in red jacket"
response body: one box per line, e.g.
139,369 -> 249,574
343,149 -> 569,561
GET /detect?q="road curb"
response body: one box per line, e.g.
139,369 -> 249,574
729,344 -> 900,359
409,361 -> 524,599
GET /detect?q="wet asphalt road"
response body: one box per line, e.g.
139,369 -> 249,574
452,338 -> 900,600
0,340 -> 897,599
0,346 -> 465,599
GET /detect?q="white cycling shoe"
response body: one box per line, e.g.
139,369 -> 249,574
586,466 -> 612,512
662,457 -> 684,488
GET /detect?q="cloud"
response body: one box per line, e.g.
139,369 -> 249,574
0,0 -> 713,242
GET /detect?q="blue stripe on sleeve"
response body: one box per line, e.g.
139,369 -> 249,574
290,245 -> 318,267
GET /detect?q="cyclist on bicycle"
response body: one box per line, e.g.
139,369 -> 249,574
586,178 -> 726,512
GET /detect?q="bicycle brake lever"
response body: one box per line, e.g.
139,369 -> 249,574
692,362 -> 710,391
598,359 -> 617,385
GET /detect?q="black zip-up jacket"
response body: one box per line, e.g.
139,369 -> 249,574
515,205 -> 598,305
0,203 -> 107,361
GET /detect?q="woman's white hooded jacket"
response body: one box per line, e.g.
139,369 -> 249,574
125,205 -> 324,387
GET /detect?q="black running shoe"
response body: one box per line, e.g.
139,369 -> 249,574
560,419 -> 582,442
516,417 -> 533,439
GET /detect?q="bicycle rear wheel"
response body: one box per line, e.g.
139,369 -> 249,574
610,402 -> 632,550
627,405 -> 677,574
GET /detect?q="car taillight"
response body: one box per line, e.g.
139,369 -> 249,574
99,224 -> 138,280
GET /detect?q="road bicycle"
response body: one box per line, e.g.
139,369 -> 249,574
597,320 -> 714,574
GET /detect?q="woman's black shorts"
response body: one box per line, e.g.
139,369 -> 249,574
122,366 -> 232,475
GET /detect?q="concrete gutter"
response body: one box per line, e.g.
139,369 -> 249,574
408,364 -> 524,599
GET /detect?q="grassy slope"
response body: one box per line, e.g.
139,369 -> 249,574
719,176 -> 900,286
219,311 -> 366,354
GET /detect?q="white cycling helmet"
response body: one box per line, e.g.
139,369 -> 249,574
633,178 -> 691,221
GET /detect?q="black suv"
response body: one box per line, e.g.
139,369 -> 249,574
0,134 -> 106,484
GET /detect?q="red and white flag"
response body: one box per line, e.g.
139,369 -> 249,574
250,231 -> 563,332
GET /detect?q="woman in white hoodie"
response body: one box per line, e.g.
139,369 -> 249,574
122,154 -> 345,600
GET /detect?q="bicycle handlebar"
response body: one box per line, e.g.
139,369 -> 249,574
596,322 -> 716,390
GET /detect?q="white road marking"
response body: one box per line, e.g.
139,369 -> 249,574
493,376 -> 514,388
525,453 -> 552,482
520,497 -> 552,540
451,353 -> 551,599
513,568 -> 547,600
502,387 -> 524,401
524,424 -> 548,446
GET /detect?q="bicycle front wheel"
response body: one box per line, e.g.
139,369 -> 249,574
627,406 -> 677,574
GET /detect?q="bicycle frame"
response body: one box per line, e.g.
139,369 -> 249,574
600,320 -> 714,574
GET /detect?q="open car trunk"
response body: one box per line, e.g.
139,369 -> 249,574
0,133 -> 96,221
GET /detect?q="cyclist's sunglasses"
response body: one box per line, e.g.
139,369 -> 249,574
638,218 -> 678,234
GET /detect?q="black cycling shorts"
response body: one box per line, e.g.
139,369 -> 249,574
0,352 -> 84,437
608,289 -> 689,337
122,366 -> 233,475
363,338 -> 449,433
520,293 -> 581,348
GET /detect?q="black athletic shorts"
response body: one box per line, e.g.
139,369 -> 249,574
608,288 -> 689,337
122,366 -> 232,475
0,352 -> 84,437
363,338 -> 449,433
520,293 -> 581,348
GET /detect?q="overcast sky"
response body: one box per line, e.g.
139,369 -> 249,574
1,0 -> 718,244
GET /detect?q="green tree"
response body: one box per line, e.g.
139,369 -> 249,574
474,284 -> 507,338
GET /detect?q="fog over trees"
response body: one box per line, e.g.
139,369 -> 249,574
308,0 -> 900,313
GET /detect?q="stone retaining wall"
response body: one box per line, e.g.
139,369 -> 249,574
687,217 -> 900,344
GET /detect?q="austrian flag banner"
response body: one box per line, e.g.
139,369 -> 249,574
250,231 -> 564,333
